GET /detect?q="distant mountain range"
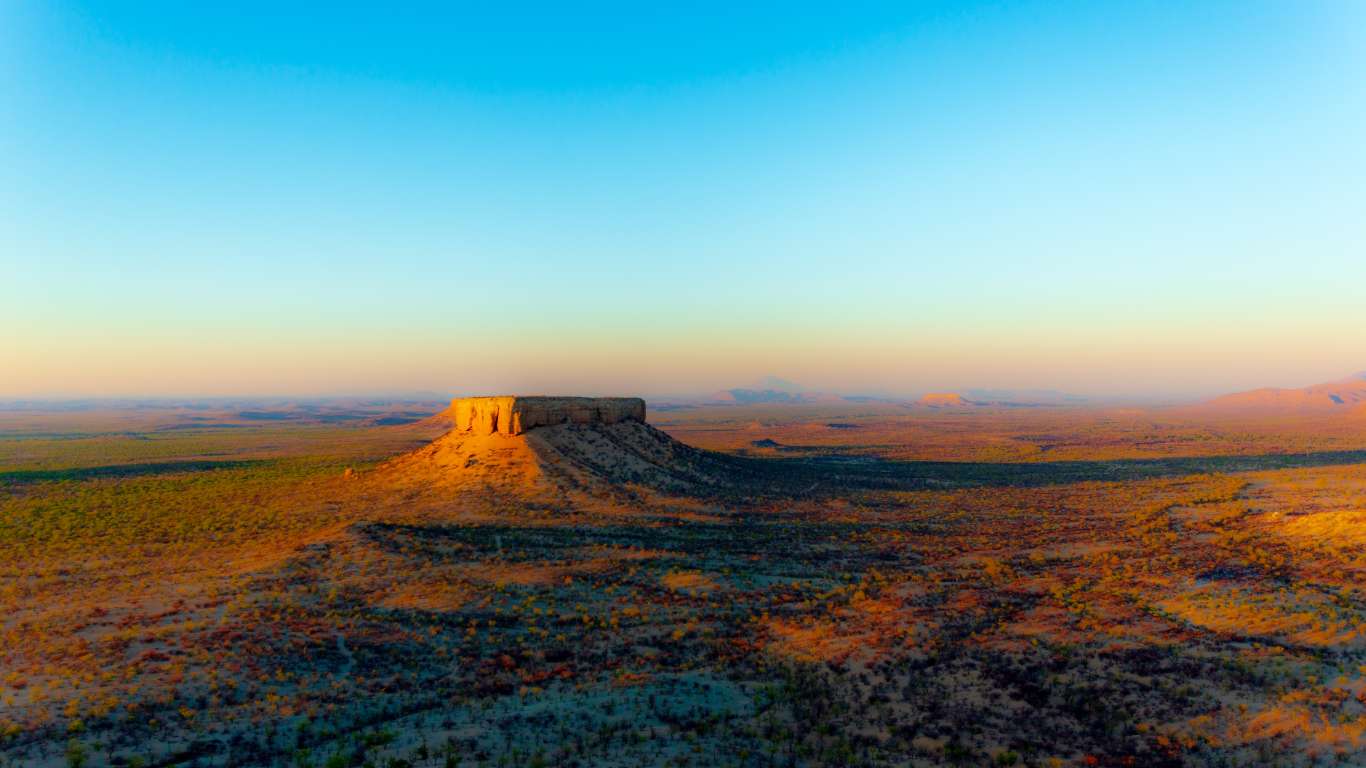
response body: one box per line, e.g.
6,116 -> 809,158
704,388 -> 848,405
692,378 -> 1089,408
703,376 -> 846,405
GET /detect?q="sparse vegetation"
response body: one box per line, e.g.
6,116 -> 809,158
4,402 -> 1366,766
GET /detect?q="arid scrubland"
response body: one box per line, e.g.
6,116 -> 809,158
4,402 -> 1366,766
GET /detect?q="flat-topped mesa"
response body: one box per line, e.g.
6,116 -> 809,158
451,396 -> 646,436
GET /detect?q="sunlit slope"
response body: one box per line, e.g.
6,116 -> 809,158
373,409 -> 751,500
1204,372 -> 1366,413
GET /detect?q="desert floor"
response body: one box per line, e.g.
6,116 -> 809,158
4,402 -> 1366,767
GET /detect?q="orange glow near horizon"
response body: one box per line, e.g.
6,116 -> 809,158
6,314 -> 1364,400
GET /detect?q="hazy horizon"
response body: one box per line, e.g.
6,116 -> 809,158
3,368 -> 1365,406
5,2 -> 1364,399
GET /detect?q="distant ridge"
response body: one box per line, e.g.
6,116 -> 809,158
705,388 -> 848,405
704,376 -> 850,405
917,393 -> 979,408
690,381 -> 1089,409
1202,373 -> 1366,413
962,389 -> 1089,406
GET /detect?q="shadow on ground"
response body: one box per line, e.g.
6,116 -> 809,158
0,459 -> 265,484
749,449 -> 1366,492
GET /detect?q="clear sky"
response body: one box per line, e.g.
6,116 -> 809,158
4,1 -> 1364,399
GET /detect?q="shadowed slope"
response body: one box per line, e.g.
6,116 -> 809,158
374,420 -> 1366,510
374,419 -> 756,501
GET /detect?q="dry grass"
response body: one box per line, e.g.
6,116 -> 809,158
7,405 -> 1366,766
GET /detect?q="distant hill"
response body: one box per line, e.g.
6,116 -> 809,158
1202,373 -> 1366,413
704,376 -> 850,405
963,389 -> 1089,406
917,393 -> 979,408
697,382 -> 1089,409
705,388 -> 848,405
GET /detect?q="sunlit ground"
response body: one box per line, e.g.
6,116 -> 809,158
4,404 -> 1366,766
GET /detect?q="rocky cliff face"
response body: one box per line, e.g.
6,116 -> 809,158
450,396 -> 646,436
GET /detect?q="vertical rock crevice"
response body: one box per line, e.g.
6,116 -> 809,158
451,396 -> 646,436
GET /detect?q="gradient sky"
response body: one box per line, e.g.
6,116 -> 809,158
4,1 -> 1364,399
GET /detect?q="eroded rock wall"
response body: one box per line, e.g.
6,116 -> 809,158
451,396 -> 646,436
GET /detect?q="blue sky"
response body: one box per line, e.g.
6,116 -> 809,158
3,2 -> 1364,398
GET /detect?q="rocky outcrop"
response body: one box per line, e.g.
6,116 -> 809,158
450,396 -> 646,436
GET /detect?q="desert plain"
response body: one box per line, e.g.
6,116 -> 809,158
5,391 -> 1366,767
